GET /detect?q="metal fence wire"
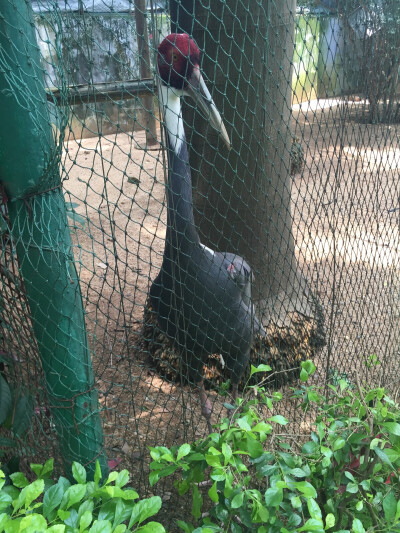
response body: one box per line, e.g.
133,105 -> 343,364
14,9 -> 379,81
1,0 -> 400,504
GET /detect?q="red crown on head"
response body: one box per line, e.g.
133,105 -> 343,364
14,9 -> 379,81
157,33 -> 201,89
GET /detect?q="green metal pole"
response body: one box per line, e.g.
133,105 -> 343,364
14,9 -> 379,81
0,0 -> 108,479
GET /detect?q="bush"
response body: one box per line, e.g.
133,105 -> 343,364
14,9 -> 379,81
0,459 -> 165,532
149,361 -> 400,532
2,361 -> 400,532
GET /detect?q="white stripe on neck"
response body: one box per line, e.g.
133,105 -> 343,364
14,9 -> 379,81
160,85 -> 185,155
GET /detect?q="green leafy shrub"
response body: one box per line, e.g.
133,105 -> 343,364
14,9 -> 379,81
149,361 -> 400,532
0,459 -> 165,533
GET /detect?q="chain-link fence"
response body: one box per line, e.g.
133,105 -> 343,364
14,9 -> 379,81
1,0 -> 400,516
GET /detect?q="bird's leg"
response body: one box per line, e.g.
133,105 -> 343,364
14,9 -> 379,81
227,383 -> 239,419
197,379 -> 213,433
232,383 -> 239,404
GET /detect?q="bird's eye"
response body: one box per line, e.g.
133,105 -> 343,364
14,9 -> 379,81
172,53 -> 178,62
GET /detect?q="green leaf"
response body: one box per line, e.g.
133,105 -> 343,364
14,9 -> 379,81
94,461 -> 102,485
302,360 -> 316,375
300,368 -> 309,382
9,472 -> 29,488
113,526 -> 127,533
72,462 -> 87,484
0,492 -> 12,512
277,452 -> 295,467
115,470 -> 130,488
355,500 -> 363,511
88,519 -> 112,533
383,422 -> 400,436
12,395 -> 34,436
325,513 -> 335,529
43,483 -> 65,518
64,508 -> 78,528
298,518 -> 324,531
57,509 -> 70,520
191,485 -> 202,521
13,479 -> 44,512
307,498 -> 322,520
287,513 -> 302,528
346,483 -> 359,494
205,453 -> 222,467
136,523 -> 165,533
253,502 -> 269,522
208,482 -> 218,503
252,422 -> 272,434
394,499 -> 400,522
351,518 -> 365,533
250,364 -> 272,376
302,441 -> 319,455
0,375 -> 12,425
98,500 -> 117,521
374,446 -> 394,467
20,513 -> 47,531
111,498 -> 128,528
290,495 -> 302,509
264,487 -> 283,507
65,202 -> 80,210
231,492 -> 244,509
80,510 -> 93,531
222,442 -> 233,464
106,471 -> 119,483
246,435 -> 263,458
66,209 -> 87,228
65,484 -> 86,509
47,525 -> 66,532
176,520 -> 194,532
383,491 -> 397,522
177,444 -> 191,461
289,468 -> 307,478
295,481 -> 317,499
333,438 -> 346,451
360,479 -> 370,491
78,500 -> 95,524
31,459 -> 54,479
267,415 -> 288,425
149,471 -> 161,487
128,496 -> 162,528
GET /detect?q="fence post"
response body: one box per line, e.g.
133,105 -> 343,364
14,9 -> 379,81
0,0 -> 108,479
134,0 -> 158,145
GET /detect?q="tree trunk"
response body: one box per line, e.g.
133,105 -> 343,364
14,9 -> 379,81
134,0 -> 158,144
170,0 -> 324,337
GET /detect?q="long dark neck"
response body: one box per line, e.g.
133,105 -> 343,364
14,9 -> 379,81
161,85 -> 200,254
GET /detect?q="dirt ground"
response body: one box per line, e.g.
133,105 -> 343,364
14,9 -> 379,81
60,99 -> 400,529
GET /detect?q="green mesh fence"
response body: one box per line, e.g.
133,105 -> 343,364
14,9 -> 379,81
1,0 -> 400,518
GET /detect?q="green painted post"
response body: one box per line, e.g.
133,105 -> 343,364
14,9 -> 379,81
0,0 -> 108,479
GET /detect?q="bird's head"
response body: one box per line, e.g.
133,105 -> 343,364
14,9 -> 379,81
157,33 -> 231,150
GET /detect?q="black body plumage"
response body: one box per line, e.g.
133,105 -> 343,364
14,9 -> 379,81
150,34 -> 265,427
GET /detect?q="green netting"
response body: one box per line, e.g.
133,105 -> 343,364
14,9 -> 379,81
1,0 -> 400,517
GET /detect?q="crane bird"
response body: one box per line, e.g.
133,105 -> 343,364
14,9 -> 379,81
150,33 -> 265,432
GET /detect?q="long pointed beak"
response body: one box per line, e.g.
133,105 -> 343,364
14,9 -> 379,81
185,67 -> 231,150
